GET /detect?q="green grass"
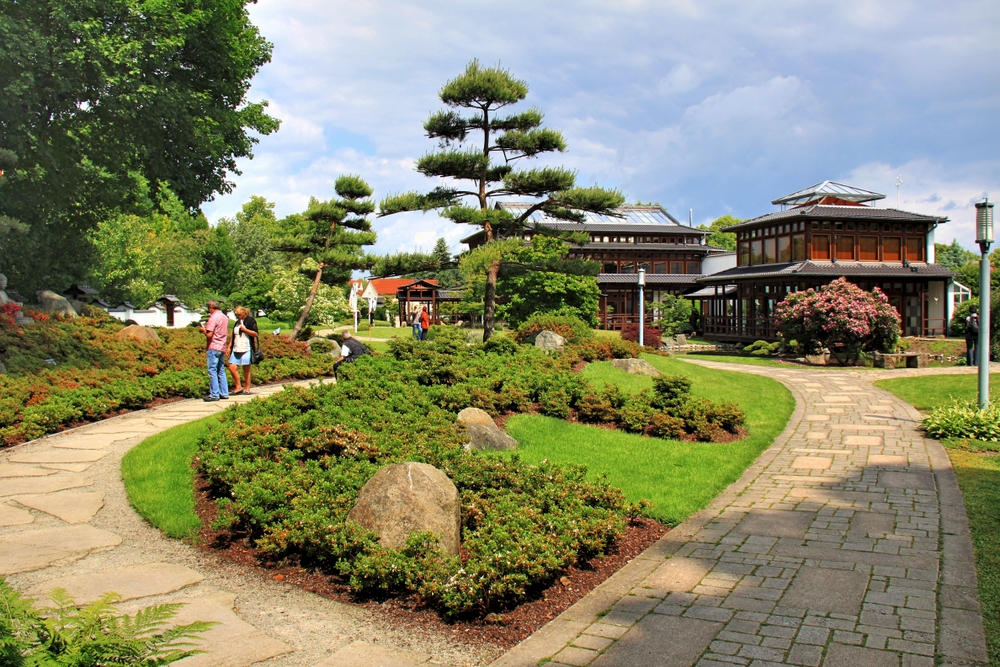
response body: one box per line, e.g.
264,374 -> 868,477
121,416 -> 217,540
593,329 -> 621,339
874,373 -> 1000,411
256,317 -> 292,334
504,355 -> 795,525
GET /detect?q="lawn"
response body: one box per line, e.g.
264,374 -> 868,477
874,373 -> 999,411
877,373 -> 1000,664
121,416 -> 216,540
255,317 -> 292,334
504,355 -> 795,525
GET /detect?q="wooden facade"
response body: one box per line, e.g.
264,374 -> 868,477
697,182 -> 953,342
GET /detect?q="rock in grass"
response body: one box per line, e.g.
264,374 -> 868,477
35,290 -> 77,317
534,329 -> 565,352
347,462 -> 461,555
457,407 -> 518,451
114,325 -> 161,343
610,358 -> 662,377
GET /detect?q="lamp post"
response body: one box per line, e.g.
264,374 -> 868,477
975,199 -> 994,410
637,269 -> 646,347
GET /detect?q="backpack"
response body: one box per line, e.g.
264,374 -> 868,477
967,314 -> 979,336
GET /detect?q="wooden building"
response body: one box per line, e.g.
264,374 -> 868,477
461,203 -> 731,330
695,182 -> 955,342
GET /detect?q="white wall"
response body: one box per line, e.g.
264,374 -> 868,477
702,252 -> 737,275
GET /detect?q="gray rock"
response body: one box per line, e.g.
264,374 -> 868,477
346,462 -> 461,555
675,334 -> 687,345
610,358 -> 663,377
35,290 -> 77,317
0,360 -> 5,374
457,407 -> 518,451
534,329 -> 565,352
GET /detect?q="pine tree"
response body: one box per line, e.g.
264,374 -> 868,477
432,237 -> 452,266
273,175 -> 376,339
379,60 -> 623,341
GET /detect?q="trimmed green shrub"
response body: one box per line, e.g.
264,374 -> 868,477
651,375 -> 692,410
513,314 -> 594,344
743,340 -> 781,356
923,401 -> 1000,442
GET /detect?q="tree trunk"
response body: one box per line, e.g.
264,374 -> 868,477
290,266 -> 323,340
482,260 -> 500,342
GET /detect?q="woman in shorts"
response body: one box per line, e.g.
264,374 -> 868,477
227,306 -> 259,394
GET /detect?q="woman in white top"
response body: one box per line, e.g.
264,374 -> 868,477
227,306 -> 259,394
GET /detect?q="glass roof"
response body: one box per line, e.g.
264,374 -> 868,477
499,203 -> 685,226
772,181 -> 885,207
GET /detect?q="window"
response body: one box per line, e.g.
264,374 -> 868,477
777,236 -> 791,262
792,234 -> 806,261
835,235 -> 855,260
738,242 -> 750,266
812,235 -> 831,260
653,261 -> 666,274
763,238 -> 776,263
620,261 -> 634,274
906,237 -> 924,262
670,261 -> 684,274
638,261 -> 651,272
603,261 -> 617,273
686,261 -> 700,274
884,237 -> 902,261
603,236 -> 609,243
859,236 -> 879,261
751,240 -> 764,265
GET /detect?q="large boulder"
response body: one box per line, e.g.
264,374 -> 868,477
534,330 -> 565,353
346,462 -> 461,555
114,325 -> 161,343
457,407 -> 518,451
35,290 -> 77,317
610,358 -> 663,377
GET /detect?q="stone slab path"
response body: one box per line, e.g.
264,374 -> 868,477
1,381 -> 490,667
492,362 -> 991,667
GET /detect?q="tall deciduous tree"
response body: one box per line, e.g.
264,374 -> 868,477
0,0 -> 279,292
379,60 -> 624,341
273,176 -> 377,339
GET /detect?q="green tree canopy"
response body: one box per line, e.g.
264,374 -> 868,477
935,239 -> 978,271
379,60 -> 624,340
220,196 -> 279,284
273,175 -> 377,338
697,215 -> 743,252
0,0 -> 279,292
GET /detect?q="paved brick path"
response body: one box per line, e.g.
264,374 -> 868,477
494,363 -> 991,667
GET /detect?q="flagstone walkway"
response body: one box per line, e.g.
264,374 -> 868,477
492,362 -> 992,667
1,380 -> 490,667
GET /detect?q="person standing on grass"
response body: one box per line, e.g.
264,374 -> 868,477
227,306 -> 259,395
411,308 -> 421,340
966,305 -> 980,367
198,300 -> 229,401
419,306 -> 430,340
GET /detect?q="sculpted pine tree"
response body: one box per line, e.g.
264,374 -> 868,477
274,175 -> 376,339
379,60 -> 624,340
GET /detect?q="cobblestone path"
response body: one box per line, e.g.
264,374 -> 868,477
494,363 -> 990,667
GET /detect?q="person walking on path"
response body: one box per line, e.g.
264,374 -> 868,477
966,305 -> 980,366
227,306 -> 259,395
199,300 -> 229,401
334,330 -> 370,379
419,306 -> 430,341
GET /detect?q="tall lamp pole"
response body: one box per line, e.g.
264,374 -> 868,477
637,269 -> 646,347
975,199 -> 994,410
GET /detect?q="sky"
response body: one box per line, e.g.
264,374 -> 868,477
202,0 -> 1000,259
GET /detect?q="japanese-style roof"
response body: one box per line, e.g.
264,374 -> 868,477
462,223 -> 708,246
64,283 -> 98,296
499,203 -> 689,226
368,278 -> 434,294
723,205 -> 948,232
396,279 -> 442,290
696,261 -> 955,284
597,273 -> 701,285
159,294 -> 183,304
572,242 -> 716,252
684,285 -> 737,298
772,181 -> 885,207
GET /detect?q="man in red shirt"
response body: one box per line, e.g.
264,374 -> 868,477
198,300 -> 230,401
419,306 -> 430,340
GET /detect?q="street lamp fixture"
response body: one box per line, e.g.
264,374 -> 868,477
637,269 -> 646,348
974,199 -> 993,409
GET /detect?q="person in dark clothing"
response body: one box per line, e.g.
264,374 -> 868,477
334,331 -> 370,378
966,305 -> 980,367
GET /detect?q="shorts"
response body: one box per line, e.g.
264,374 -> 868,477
229,350 -> 251,366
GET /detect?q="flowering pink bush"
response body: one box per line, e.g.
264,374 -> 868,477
773,278 -> 900,364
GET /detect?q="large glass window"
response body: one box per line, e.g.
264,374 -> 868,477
763,238 -> 776,263
777,236 -> 791,263
686,261 -> 700,274
638,261 -> 651,273
670,261 -> 684,274
738,241 -> 750,266
620,261 -> 634,274
859,236 -> 879,261
812,235 -> 831,260
792,234 -> 806,261
751,240 -> 764,265
905,237 -> 924,262
884,237 -> 902,261
653,261 -> 667,274
603,261 -> 617,273
835,235 -> 855,261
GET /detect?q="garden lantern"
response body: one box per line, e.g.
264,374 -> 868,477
637,269 -> 646,347
974,199 -> 993,409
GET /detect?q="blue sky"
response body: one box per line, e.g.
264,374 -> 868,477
202,0 -> 1000,257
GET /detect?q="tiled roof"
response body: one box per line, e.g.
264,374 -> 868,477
368,278 -> 435,294
697,261 -> 955,284
461,223 -> 709,245
725,205 -> 947,232
498,203 -> 691,227
571,242 -> 714,252
597,273 -> 701,285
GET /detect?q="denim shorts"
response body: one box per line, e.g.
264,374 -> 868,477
229,350 -> 251,366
